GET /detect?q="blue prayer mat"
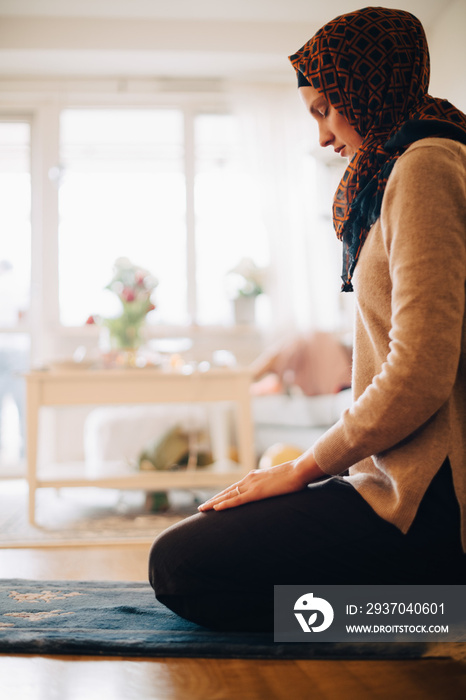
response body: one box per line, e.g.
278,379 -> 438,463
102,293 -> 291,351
0,579 -> 434,658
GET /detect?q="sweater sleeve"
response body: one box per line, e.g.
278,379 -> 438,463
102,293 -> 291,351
313,140 -> 466,475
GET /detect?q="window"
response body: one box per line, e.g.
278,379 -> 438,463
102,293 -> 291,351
58,109 -> 187,326
57,107 -> 268,328
0,119 -> 31,473
194,113 -> 269,325
0,121 -> 31,327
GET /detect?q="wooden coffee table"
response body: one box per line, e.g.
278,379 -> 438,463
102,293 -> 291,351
25,367 -> 255,524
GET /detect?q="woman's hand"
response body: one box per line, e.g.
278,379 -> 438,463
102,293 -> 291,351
197,450 -> 326,512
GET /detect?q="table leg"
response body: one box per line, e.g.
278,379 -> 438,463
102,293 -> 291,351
207,403 -> 230,466
235,385 -> 256,474
26,381 -> 40,525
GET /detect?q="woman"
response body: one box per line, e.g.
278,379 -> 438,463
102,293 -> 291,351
149,7 -> 466,632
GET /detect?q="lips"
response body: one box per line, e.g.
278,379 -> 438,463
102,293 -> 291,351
335,146 -> 345,156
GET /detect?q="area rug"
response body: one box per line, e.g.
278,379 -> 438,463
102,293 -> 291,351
0,483 -> 198,548
0,579 -> 464,661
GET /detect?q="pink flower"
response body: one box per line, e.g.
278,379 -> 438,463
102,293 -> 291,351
121,287 -> 136,302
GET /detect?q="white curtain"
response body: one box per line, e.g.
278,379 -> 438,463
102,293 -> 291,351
229,83 -> 352,340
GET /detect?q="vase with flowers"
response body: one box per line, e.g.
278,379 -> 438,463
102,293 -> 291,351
101,257 -> 158,357
225,257 -> 266,324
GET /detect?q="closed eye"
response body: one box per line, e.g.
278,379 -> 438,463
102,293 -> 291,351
310,102 -> 329,119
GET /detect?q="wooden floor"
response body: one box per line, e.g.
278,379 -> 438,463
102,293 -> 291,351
0,544 -> 465,700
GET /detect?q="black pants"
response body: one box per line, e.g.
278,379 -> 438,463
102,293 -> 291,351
148,459 -> 465,632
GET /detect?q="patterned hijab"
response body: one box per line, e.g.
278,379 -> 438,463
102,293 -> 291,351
289,7 -> 466,291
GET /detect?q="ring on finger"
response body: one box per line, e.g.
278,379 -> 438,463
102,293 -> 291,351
235,486 -> 241,497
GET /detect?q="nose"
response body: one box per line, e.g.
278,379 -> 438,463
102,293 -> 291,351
318,122 -> 334,149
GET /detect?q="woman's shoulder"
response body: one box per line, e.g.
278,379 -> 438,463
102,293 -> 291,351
388,137 -> 466,188
381,136 -> 466,229
398,137 -> 466,167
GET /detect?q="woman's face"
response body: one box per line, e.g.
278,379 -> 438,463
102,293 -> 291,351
299,85 -> 363,159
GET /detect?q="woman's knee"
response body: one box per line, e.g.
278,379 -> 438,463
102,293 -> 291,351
148,512 -> 215,594
148,521 -> 185,594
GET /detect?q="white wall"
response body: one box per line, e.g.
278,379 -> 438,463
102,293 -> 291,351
428,0 -> 466,110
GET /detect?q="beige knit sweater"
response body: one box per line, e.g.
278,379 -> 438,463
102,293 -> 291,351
313,137 -> 466,551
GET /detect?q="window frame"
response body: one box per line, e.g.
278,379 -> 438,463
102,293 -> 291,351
0,79 -> 264,367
